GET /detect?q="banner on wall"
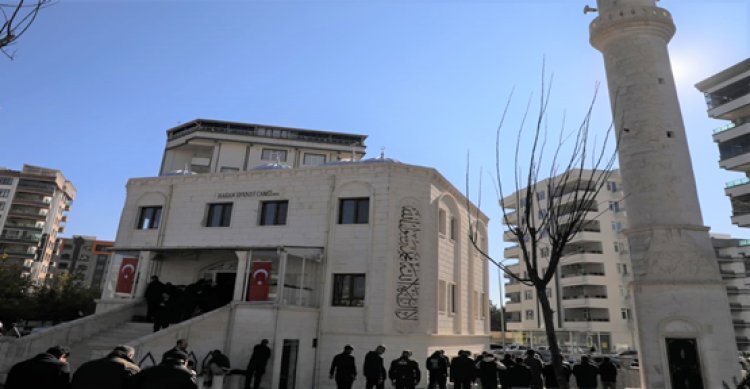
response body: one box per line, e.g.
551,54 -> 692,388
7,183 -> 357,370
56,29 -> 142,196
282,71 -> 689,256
247,261 -> 272,301
115,257 -> 139,294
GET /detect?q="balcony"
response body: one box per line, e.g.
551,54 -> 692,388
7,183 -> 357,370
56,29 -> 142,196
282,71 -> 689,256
16,182 -> 55,195
504,245 -> 520,259
715,122 -> 750,144
563,307 -> 609,323
708,92 -> 750,120
12,198 -> 50,208
731,213 -> 750,228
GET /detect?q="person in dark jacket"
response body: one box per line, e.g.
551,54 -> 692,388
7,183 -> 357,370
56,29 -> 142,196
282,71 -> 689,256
132,349 -> 197,389
363,345 -> 387,389
524,349 -> 544,389
499,353 -> 515,388
475,352 -> 506,389
572,355 -> 599,389
71,345 -> 139,389
162,339 -> 190,363
449,350 -> 475,389
245,339 -> 272,389
144,276 -> 165,322
389,350 -> 420,389
598,356 -> 617,389
202,349 -> 231,387
542,360 -> 572,389
330,344 -> 357,389
425,350 -> 449,389
5,345 -> 71,389
506,357 -> 532,389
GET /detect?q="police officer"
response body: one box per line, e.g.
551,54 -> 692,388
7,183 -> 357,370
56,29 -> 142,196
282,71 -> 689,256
389,350 -> 421,389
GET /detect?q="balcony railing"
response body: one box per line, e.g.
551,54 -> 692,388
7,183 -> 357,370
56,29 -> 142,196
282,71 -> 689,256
714,122 -> 737,134
562,295 -> 608,300
726,177 -> 750,189
560,272 -> 605,278
564,317 -> 609,322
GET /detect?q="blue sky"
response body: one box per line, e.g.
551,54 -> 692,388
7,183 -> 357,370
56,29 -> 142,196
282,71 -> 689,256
1,0 -> 748,304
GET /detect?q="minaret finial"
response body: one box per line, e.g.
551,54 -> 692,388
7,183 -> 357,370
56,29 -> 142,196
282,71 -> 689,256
380,147 -> 385,159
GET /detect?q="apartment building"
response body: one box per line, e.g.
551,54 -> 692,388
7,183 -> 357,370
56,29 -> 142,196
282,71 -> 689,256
54,236 -> 113,291
502,170 -> 636,353
711,235 -> 750,351
0,165 -> 76,285
695,58 -> 750,227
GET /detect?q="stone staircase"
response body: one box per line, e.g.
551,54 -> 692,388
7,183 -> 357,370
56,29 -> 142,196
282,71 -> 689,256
67,321 -> 153,371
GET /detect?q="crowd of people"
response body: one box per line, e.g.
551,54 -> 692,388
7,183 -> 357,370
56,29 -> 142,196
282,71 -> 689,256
145,276 -> 230,332
329,345 -> 620,389
2,338 -> 273,389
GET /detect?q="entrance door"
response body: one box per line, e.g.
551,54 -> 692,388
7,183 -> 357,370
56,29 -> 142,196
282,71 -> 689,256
666,338 -> 704,389
214,272 -> 236,306
278,339 -> 299,389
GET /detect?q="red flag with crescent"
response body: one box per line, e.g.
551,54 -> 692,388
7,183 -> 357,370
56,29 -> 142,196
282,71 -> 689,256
115,257 -> 139,294
247,261 -> 272,301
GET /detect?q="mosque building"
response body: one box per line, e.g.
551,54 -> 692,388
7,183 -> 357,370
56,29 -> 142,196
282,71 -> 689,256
88,119 -> 491,388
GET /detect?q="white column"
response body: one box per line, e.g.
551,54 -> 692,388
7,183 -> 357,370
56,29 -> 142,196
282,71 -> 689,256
133,250 -> 154,298
234,250 -> 250,301
276,249 -> 288,305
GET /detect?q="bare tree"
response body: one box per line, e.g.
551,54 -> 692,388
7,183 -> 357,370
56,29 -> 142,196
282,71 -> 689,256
1,0 -> 52,59
467,69 -> 619,389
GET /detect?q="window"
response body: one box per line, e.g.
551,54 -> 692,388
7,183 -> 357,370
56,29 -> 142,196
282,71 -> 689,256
0,202 -> 4,211
540,247 -> 550,258
0,189 -> 9,198
525,310 -> 534,320
608,201 -> 621,213
261,148 -> 288,162
524,290 -> 533,300
617,263 -> 629,275
621,308 -> 631,320
536,191 -> 545,201
206,203 -> 233,227
438,280 -> 447,313
614,241 -> 620,252
0,177 -> 12,185
611,221 -> 623,232
332,274 -> 365,306
538,209 -> 547,219
438,209 -> 447,235
339,198 -> 369,224
220,166 -> 239,173
303,153 -> 326,165
260,200 -> 288,226
97,254 -> 108,262
448,283 -> 457,314
57,262 -> 68,270
94,245 -> 110,252
606,181 -> 618,192
449,217 -> 457,240
137,206 -> 162,229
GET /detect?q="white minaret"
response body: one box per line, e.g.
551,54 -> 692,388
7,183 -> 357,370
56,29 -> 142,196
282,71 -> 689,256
588,1 -> 740,388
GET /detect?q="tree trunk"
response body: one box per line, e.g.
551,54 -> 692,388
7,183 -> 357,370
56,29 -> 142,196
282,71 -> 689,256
537,286 -> 570,389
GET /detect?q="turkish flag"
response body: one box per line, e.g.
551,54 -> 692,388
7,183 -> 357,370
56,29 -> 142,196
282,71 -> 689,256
247,261 -> 272,301
115,257 -> 139,294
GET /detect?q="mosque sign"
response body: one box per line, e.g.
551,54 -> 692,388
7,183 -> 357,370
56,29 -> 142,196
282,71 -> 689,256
217,190 -> 279,199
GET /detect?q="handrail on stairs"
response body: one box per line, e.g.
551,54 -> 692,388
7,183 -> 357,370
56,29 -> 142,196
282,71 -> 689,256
138,352 -> 157,368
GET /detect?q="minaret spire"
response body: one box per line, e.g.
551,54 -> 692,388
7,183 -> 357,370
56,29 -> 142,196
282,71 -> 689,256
589,1 -> 739,388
